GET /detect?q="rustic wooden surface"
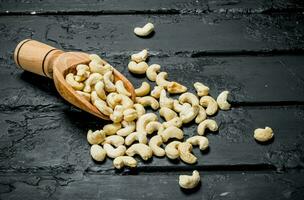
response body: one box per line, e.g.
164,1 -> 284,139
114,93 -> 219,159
0,0 -> 304,199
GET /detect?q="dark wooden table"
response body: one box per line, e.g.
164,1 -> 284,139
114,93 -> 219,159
1,1 -> 304,199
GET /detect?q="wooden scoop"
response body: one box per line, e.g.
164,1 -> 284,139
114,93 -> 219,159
14,39 -> 136,120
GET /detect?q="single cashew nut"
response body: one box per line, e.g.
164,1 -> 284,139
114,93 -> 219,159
167,82 -> 187,94
165,141 -> 181,160
136,96 -> 159,110
115,80 -> 131,97
156,72 -> 171,88
179,92 -> 199,107
123,108 -> 138,122
186,136 -> 209,150
90,144 -> 106,162
116,121 -> 136,137
104,135 -> 125,147
197,119 -> 218,135
65,73 -> 84,90
159,107 -> 177,121
134,22 -> 154,37
95,81 -> 107,100
131,49 -> 148,63
106,93 -> 120,109
75,64 -> 90,81
117,94 -> 134,110
76,91 -> 91,102
180,104 -> 200,124
125,132 -> 148,146
178,142 -> 197,164
89,54 -> 103,64
146,121 -> 164,135
133,103 -> 146,118
136,113 -> 158,133
151,85 -> 163,99
195,106 -> 207,124
110,105 -> 124,123
135,82 -> 151,97
149,135 -> 165,157
91,91 -> 113,116
113,156 -> 137,169
103,123 -> 122,135
103,143 -> 126,159
87,130 -> 105,145
83,73 -> 103,93
194,82 -> 209,96
126,143 -> 153,160
103,70 -> 116,92
217,91 -> 231,110
128,61 -> 149,74
254,127 -> 274,142
173,100 -> 184,113
162,117 -> 182,128
146,64 -> 161,81
159,89 -> 174,109
199,96 -> 218,115
160,126 -> 184,142
179,170 -> 200,189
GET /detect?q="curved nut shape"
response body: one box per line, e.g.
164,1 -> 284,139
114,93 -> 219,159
116,80 -> 131,97
136,113 -> 158,133
186,136 -> 209,150
173,100 -> 184,113
133,103 -> 146,118
75,64 -> 90,81
135,82 -> 151,97
199,96 -> 218,116
180,104 -> 199,124
126,143 -> 153,160
159,89 -> 174,109
136,96 -> 159,110
195,106 -> 207,124
91,91 -> 113,116
83,73 -> 103,93
95,81 -> 107,100
103,123 -> 122,136
65,73 -> 84,90
134,22 -> 154,37
159,107 -> 177,121
125,132 -> 148,146
254,127 -> 274,142
165,141 -> 181,160
178,142 -> 197,164
216,91 -> 231,110
160,126 -> 184,142
197,119 -> 218,135
113,156 -> 137,169
149,135 -> 165,157
89,54 -> 103,64
162,117 -> 182,129
106,93 -> 120,109
150,85 -> 163,99
104,135 -> 125,147
146,121 -> 164,135
194,82 -> 209,96
90,61 -> 112,75
179,92 -> 199,107
131,49 -> 148,63
116,121 -> 136,137
146,64 -> 161,81
76,91 -> 91,102
87,130 -> 105,145
167,82 -> 187,94
123,108 -> 138,122
156,72 -> 171,88
179,170 -> 200,189
110,105 -> 124,123
103,143 -> 126,159
117,94 -> 134,110
90,144 -> 106,162
128,61 -> 149,74
103,70 -> 116,92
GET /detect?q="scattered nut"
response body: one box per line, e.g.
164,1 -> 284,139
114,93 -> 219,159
179,92 -> 199,107
131,49 -> 148,63
125,132 -> 148,146
217,91 -> 231,110
186,136 -> 209,150
145,121 -> 164,135
136,96 -> 159,110
126,143 -> 153,160
133,103 -> 146,118
90,144 -> 107,162
197,119 -> 218,135
179,104 -> 199,124
159,89 -> 174,109
87,130 -> 105,145
162,117 -> 182,128
254,127 -> 274,142
113,156 -> 137,169
134,22 -> 154,37
123,108 -> 138,122
151,85 -> 163,99
160,126 -> 184,142
135,82 -> 151,97
178,142 -> 197,164
159,107 -> 177,121
136,113 -> 158,133
179,170 -> 200,189
103,143 -> 126,159
128,61 -> 149,74
156,72 -> 171,88
103,123 -> 122,136
199,96 -> 218,115
116,121 -> 136,137
110,105 -> 124,123
165,141 -> 181,159
194,82 -> 209,96
167,81 -> 187,94
104,135 -> 125,147
195,106 -> 207,124
116,80 -> 131,97
146,64 -> 161,81
149,135 -> 165,157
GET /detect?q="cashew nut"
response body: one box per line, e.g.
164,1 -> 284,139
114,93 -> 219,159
103,70 -> 116,92
167,82 -> 187,94
136,113 -> 158,133
197,119 -> 218,135
75,64 -> 90,81
195,106 -> 207,124
186,136 -> 209,150
116,94 -> 134,110
113,156 -> 137,169
103,143 -> 126,159
123,108 -> 138,122
165,141 -> 181,160
149,135 -> 165,157
126,143 -> 153,160
131,49 -> 148,63
135,82 -> 151,97
103,123 -> 122,136
156,72 -> 171,88
83,73 -> 103,93
90,144 -> 106,162
159,107 -> 177,121
179,92 -> 199,107
133,103 -> 146,118
254,127 -> 274,142
91,91 -> 113,116
136,96 -> 159,110
128,61 -> 149,74
145,121 -> 164,135
146,64 -> 161,81
173,100 -> 184,113
110,105 -> 124,123
94,81 -> 107,100
179,170 -> 200,189
199,96 -> 218,115
180,104 -> 199,124
159,89 -> 174,109
89,54 -> 103,64
194,82 -> 209,96
134,22 -> 154,37
217,91 -> 231,110
162,117 -> 182,128
125,132 -> 148,146
116,121 -> 136,137
160,126 -> 184,142
104,135 -> 125,147
76,91 -> 91,102
65,73 -> 84,90
115,80 -> 131,97
150,85 -> 163,99
87,130 -> 105,145
178,142 -> 197,164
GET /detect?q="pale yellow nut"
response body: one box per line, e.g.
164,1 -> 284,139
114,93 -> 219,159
186,136 -> 209,150
75,64 -> 90,81
94,81 -> 107,100
76,91 -> 91,102
178,142 -> 197,164
113,156 -> 137,169
103,70 -> 116,92
167,82 -> 187,94
123,108 -> 138,122
83,73 -> 103,93
103,143 -> 126,159
134,22 -> 154,37
128,61 -> 149,74
131,49 -> 148,63
106,93 -> 120,109
104,135 -> 125,147
160,126 -> 184,142
149,135 -> 165,157
136,113 -> 158,133
116,80 -> 131,97
90,144 -> 106,162
179,92 -> 199,107
179,104 -> 200,124
156,72 -> 171,88
89,54 -> 103,64
135,82 -> 151,97
146,64 -> 161,81
145,121 -> 164,135
194,82 -> 209,96
110,105 -> 124,123
195,106 -> 207,124
159,89 -> 174,109
179,170 -> 200,189
173,100 -> 184,113
65,73 -> 84,90
116,121 -> 136,137
133,103 -> 146,118
117,94 -> 134,110
89,61 -> 112,75
165,141 -> 181,159
103,123 -> 122,136
91,92 -> 113,116
126,143 -> 153,160
159,107 -> 177,121
216,91 -> 231,110
150,85 -> 163,99
254,127 -> 274,142
197,119 -> 218,135
199,96 -> 218,115
162,117 -> 182,128
136,96 -> 159,110
125,132 -> 148,146
87,130 -> 105,145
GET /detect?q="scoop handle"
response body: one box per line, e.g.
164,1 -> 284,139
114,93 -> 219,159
14,39 -> 64,78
